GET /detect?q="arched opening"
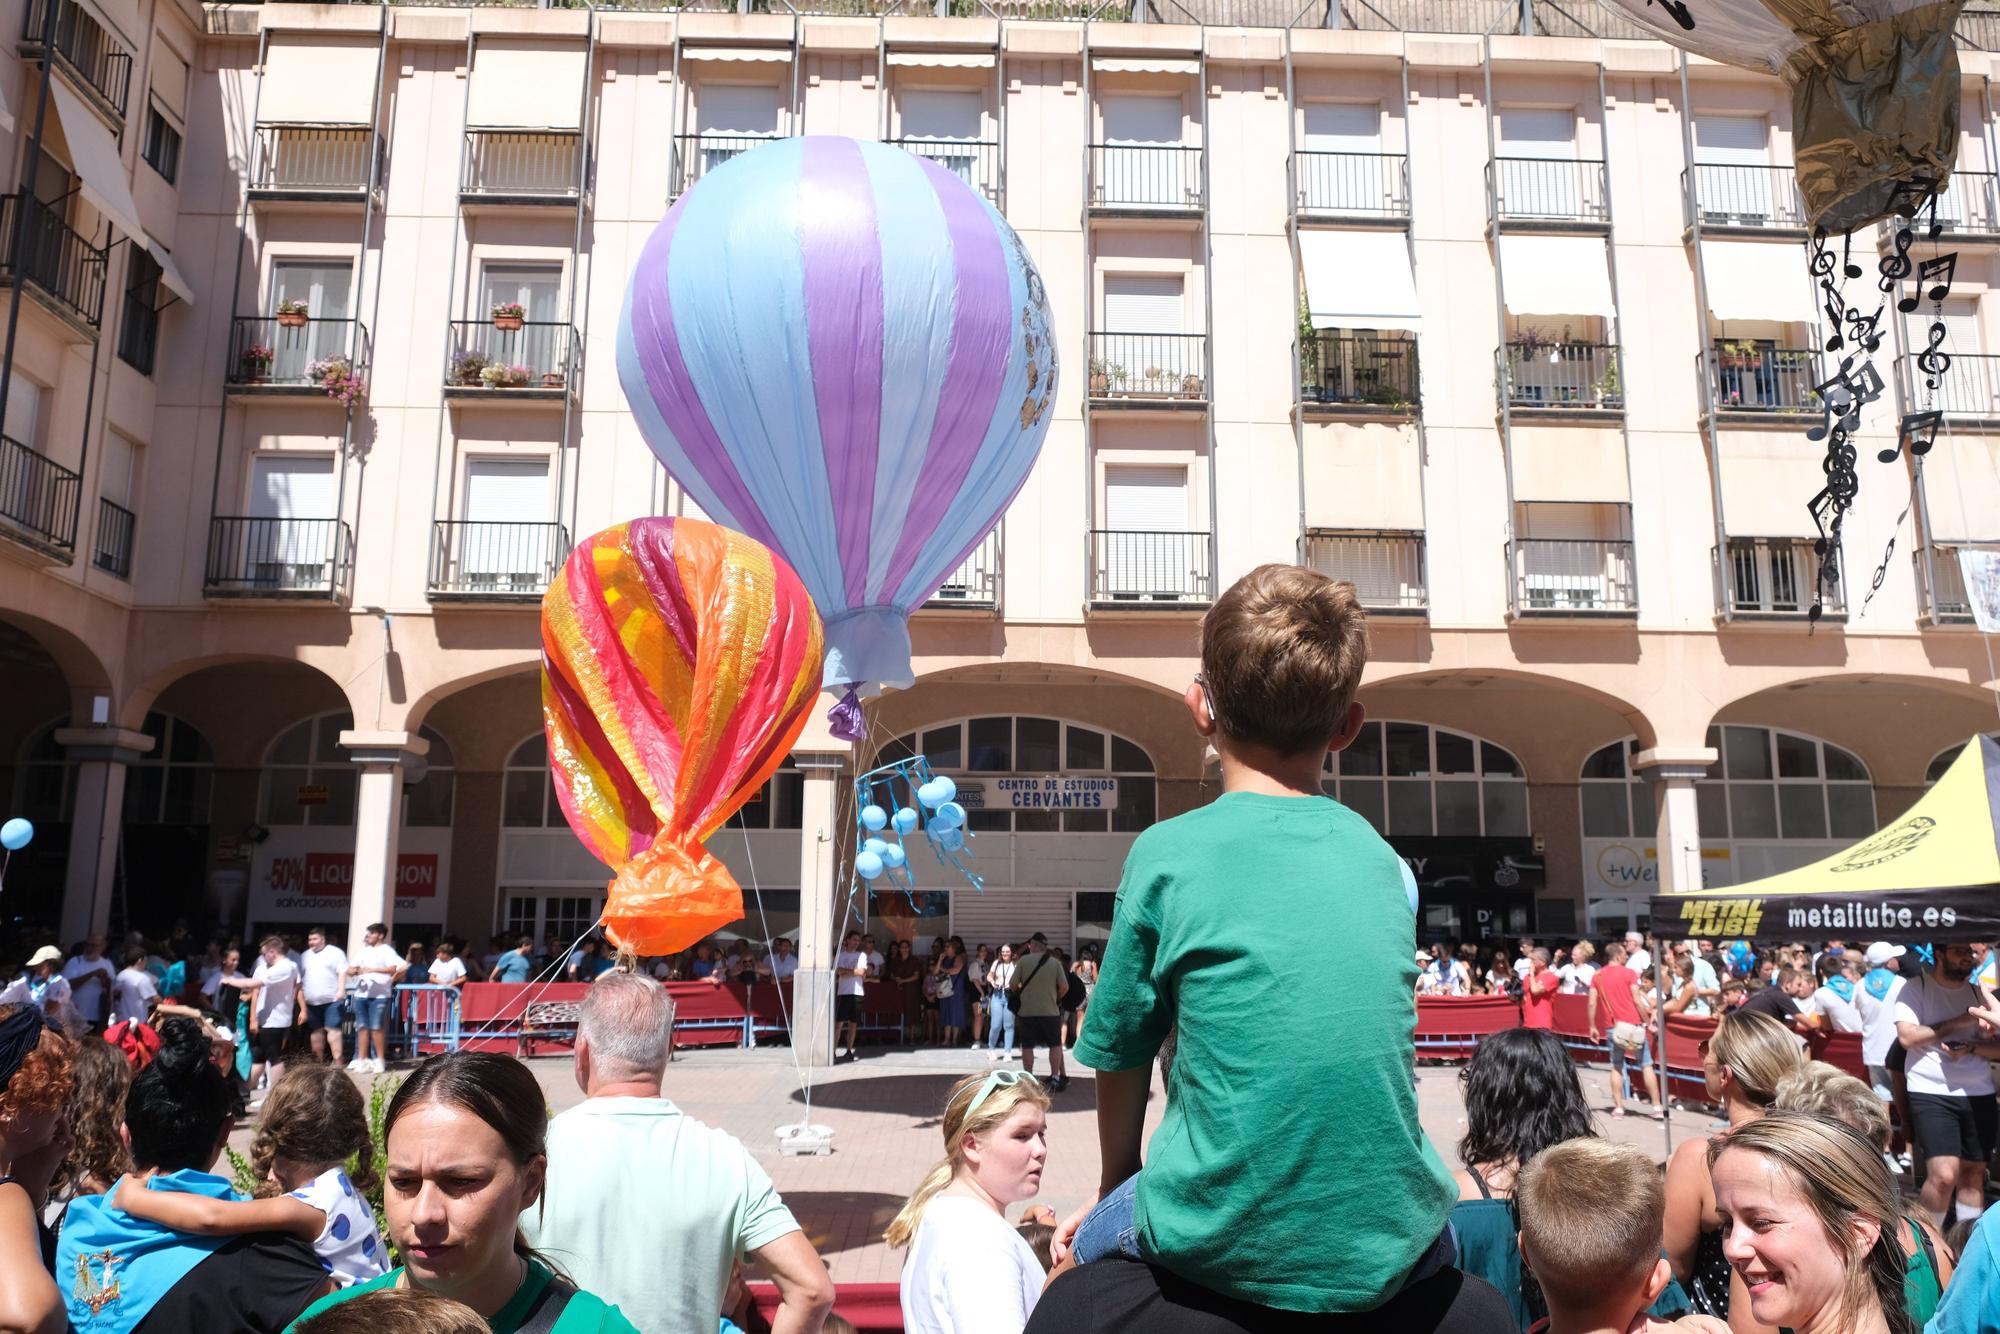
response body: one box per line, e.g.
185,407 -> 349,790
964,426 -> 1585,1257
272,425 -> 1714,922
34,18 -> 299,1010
0,619 -> 110,936
1928,735 -> 1997,783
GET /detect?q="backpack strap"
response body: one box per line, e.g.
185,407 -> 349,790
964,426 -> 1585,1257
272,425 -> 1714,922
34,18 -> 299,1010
516,1271 -> 579,1334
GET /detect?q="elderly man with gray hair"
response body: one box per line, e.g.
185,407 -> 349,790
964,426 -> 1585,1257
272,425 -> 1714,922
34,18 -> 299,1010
519,970 -> 835,1333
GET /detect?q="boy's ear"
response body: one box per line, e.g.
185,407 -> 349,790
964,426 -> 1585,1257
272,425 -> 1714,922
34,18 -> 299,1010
1183,681 -> 1217,739
1325,701 -> 1368,753
1643,1256 -> 1671,1304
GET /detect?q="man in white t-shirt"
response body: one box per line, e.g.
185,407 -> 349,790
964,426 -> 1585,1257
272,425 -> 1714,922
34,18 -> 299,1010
1624,931 -> 1651,979
2,946 -> 75,1026
345,921 -> 405,1074
835,930 -> 868,1060
1858,942 -> 1909,1095
110,947 -> 159,1027
237,935 -> 300,1104
1810,954 -> 1864,1035
299,926 -> 349,1068
428,939 -> 469,990
1896,942 -> 2000,1227
61,936 -> 115,1030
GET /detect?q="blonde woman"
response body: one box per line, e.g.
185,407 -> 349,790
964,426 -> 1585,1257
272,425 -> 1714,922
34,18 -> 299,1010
889,1070 -> 1051,1334
1559,940 -> 1596,995
1664,1008 -> 1805,1326
1710,1110 -> 1914,1334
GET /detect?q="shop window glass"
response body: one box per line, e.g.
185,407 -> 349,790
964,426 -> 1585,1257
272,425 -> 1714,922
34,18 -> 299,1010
1725,726 -> 1772,780
1112,776 -> 1155,832
1340,722 -> 1384,776
967,717 -> 1011,771
1827,785 -> 1876,838
1483,782 -> 1530,836
1728,783 -> 1779,840
1385,723 -> 1429,777
1016,717 -> 1061,772
1066,727 -> 1105,771
1435,780 -> 1480,833
922,726 -> 962,770
1387,782 -> 1431,835
1581,782 -> 1630,838
1778,784 -> 1827,840
1774,731 -> 1819,779
1435,731 -> 1476,776
1824,745 -> 1868,782
1112,735 -> 1152,773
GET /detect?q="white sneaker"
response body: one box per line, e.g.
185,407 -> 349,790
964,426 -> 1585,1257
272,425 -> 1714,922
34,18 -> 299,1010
369,1059 -> 386,1074
346,1059 -> 366,1072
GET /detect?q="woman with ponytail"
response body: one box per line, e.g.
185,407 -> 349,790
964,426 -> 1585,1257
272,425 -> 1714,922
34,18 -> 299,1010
892,1070 -> 1052,1334
1709,1110 -> 1913,1334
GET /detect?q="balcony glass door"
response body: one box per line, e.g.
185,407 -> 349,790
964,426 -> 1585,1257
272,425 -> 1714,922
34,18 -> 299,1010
899,89 -> 982,185
1102,274 -> 1184,394
271,262 -> 352,381
247,455 -> 336,589
461,459 -> 550,592
1302,102 -> 1381,213
1694,115 -> 1771,224
1517,501 -> 1629,610
1102,94 -> 1185,206
481,266 -> 562,380
694,84 -> 780,175
1499,108 -> 1578,217
1103,465 -> 1188,599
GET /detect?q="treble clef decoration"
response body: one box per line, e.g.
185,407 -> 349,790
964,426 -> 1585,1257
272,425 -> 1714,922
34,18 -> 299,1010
1878,225 -> 1915,296
1917,320 -> 1952,384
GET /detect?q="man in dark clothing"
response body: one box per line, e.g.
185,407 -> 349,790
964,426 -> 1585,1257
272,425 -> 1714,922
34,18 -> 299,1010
1739,966 -> 1817,1029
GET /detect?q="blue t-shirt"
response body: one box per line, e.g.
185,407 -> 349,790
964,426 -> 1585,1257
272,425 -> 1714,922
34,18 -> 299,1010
1928,1207 -> 2000,1333
495,950 -> 533,983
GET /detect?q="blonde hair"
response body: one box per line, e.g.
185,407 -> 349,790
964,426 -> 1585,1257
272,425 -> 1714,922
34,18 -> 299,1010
1516,1139 -> 1661,1312
1709,1007 -> 1806,1106
1572,941 -> 1595,964
1709,1111 -> 1912,1334
884,1072 -> 1051,1248
1774,1062 -> 1891,1151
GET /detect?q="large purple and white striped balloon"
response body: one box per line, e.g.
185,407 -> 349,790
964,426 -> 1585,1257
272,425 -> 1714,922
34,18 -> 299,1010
617,136 -> 1056,738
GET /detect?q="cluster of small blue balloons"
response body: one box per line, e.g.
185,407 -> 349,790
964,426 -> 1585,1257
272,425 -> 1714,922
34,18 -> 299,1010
854,777 -> 967,881
0,819 -> 31,852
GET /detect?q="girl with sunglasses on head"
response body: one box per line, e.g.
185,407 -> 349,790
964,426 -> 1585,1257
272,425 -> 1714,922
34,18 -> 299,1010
889,1070 -> 1051,1334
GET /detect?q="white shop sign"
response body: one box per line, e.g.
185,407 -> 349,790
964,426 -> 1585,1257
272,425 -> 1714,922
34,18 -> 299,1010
953,776 -> 1120,812
248,826 -> 452,925
1582,839 -> 1848,896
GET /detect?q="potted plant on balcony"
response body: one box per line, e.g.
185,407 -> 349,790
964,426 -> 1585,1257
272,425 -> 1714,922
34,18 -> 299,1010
1142,365 -> 1164,394
1595,357 -> 1623,409
1089,357 -> 1111,396
307,356 -> 367,407
450,350 -> 489,387
1181,372 -> 1204,397
481,362 -> 531,389
492,301 -> 527,332
276,299 -> 309,329
238,343 -> 274,383
1719,338 -> 1761,370
541,369 -> 565,389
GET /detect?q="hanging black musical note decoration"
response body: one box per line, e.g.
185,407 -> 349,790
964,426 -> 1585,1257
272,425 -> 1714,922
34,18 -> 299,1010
1646,0 -> 1695,31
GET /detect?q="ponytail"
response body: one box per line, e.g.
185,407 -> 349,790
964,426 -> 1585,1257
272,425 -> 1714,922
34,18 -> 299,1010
884,1159 -> 958,1249
884,1071 -> 1051,1249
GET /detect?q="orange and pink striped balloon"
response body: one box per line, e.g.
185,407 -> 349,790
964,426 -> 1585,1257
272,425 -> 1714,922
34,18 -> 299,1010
541,517 -> 824,955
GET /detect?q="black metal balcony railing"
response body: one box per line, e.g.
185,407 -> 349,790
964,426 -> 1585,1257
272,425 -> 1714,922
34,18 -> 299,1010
1897,351 -> 2000,419
462,130 -> 586,200
228,316 -> 371,392
204,517 -> 351,597
444,320 -> 580,393
1916,544 -> 1976,623
1722,537 -> 1835,618
22,0 -> 132,124
1091,529 -> 1213,604
923,528 -> 1001,609
1687,164 -> 1806,230
1490,157 -> 1610,224
0,433 -> 79,555
1294,151 -> 1409,217
1508,537 -> 1637,615
1090,145 -> 1204,210
429,521 -> 569,599
1088,332 -> 1207,400
1302,331 -> 1419,409
93,497 -> 133,578
249,125 -> 380,196
0,192 -> 107,329
1931,171 -> 2000,235
1706,344 -> 1818,414
1304,530 -> 1427,611
671,133 -> 777,198
888,139 -> 1001,205
1503,341 -> 1622,410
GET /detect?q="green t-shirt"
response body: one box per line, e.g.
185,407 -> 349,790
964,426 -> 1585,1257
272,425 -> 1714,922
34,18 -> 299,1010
1073,791 -> 1456,1313
286,1259 -> 639,1333
1015,948 -> 1065,1017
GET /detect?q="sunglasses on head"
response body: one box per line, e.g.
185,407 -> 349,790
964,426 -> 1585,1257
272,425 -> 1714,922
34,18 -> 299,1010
964,1069 -> 1041,1120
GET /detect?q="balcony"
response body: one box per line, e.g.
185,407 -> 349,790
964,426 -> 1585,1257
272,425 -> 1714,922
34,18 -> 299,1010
1704,344 -> 1819,417
1916,545 -> 1977,625
461,130 -> 586,207
429,521 -> 569,602
0,193 -> 106,333
1488,158 -> 1610,229
1293,152 -> 1408,221
226,316 -> 372,401
1089,145 -> 1203,213
1685,164 -> 1807,232
0,433 -> 80,559
1720,537 -> 1838,621
1301,331 -> 1418,415
1896,351 -> 2000,423
1507,538 -> 1637,618
204,517 -> 350,599
20,0 -> 131,127
921,528 -> 1001,611
671,134 -> 776,200
443,321 -> 580,403
1087,333 -> 1208,405
1502,341 -> 1622,414
1304,530 -> 1426,614
1930,171 -> 2000,239
1090,529 -> 1213,608
93,497 -> 133,577
888,139 -> 1000,207
248,125 -> 382,205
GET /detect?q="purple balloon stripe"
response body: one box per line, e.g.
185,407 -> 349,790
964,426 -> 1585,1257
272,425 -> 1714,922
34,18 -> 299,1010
630,208 -> 782,553
877,157 -> 1015,599
630,518 -> 697,667
799,138 -> 885,611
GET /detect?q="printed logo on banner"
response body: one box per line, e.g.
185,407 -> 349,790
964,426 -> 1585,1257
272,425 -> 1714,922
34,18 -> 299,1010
1671,897 -> 1765,939
1832,816 -> 1936,872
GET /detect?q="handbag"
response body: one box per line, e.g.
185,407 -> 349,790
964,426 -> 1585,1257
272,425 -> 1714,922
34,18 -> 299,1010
1611,1020 -> 1648,1052
935,976 -> 955,999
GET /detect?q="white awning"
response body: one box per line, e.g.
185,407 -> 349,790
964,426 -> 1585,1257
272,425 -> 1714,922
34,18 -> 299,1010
887,51 -> 995,68
1498,233 -> 1614,318
1300,229 -> 1420,332
1091,56 -> 1199,74
49,80 -> 149,247
1700,239 -> 1816,323
146,241 -> 195,306
681,46 -> 791,63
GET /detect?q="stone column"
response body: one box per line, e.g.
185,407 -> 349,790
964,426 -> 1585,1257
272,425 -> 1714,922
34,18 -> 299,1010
1634,745 -> 1718,899
792,749 -> 847,1069
55,726 -> 155,943
340,731 -> 427,955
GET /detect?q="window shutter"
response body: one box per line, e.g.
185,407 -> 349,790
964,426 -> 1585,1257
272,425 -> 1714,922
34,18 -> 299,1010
1499,108 -> 1576,160
1103,275 -> 1184,333
1303,103 -> 1381,153
1102,95 -> 1182,147
696,85 -> 782,135
1105,466 -> 1188,532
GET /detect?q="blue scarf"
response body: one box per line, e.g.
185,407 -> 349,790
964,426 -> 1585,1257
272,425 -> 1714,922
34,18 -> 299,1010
1826,974 -> 1856,1003
1865,966 -> 1899,1001
57,1171 -> 239,1334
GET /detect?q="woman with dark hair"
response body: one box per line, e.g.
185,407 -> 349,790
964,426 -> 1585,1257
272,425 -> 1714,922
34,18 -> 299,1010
0,1003 -> 74,1333
288,1051 -> 638,1332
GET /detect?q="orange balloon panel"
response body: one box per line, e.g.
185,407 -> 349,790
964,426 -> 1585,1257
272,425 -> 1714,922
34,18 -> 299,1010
541,518 -> 824,955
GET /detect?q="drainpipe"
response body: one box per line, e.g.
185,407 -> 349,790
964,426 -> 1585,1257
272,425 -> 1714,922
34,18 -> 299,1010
335,3 -> 392,599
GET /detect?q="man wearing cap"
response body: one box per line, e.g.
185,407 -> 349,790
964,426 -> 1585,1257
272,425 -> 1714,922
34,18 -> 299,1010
0,946 -> 73,1027
1857,943 -> 1908,1103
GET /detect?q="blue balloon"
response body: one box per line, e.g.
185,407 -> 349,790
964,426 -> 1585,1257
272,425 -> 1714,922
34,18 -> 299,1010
892,806 -> 920,835
855,850 -> 885,881
0,819 -> 31,852
930,775 -> 958,804
933,802 -> 966,830
936,827 -> 966,854
863,837 -> 889,857
861,804 -> 888,832
916,779 -> 946,810
882,843 -> 907,870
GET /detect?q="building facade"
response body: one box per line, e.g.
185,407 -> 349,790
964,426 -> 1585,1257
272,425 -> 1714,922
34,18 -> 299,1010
0,0 -> 1996,959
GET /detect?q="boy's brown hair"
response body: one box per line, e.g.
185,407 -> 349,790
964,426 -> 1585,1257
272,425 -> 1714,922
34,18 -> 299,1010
1199,563 -> 1368,756
294,1289 -> 487,1334
1516,1138 -> 1662,1313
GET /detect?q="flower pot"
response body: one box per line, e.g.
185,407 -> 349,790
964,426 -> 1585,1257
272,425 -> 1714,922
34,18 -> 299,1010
1181,374 -> 1203,396
541,372 -> 564,388
1089,372 -> 1108,396
277,312 -> 307,328
494,315 -> 525,332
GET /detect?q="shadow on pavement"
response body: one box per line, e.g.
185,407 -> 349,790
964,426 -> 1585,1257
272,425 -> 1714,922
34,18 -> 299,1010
781,1191 -> 910,1258
789,1071 -> 1097,1126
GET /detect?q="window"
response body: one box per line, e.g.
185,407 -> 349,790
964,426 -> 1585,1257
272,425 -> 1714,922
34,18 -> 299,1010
478,265 -> 564,378
459,459 -> 551,592
142,105 -> 181,184
1580,727 -> 1874,843
260,713 -> 451,827
270,261 -> 354,377
4,377 -> 44,449
15,712 -> 213,825
244,455 -> 338,589
1928,736 -> 1995,783
874,717 -> 1156,833
118,249 -> 161,375
502,735 -> 802,830
1323,722 -> 1528,837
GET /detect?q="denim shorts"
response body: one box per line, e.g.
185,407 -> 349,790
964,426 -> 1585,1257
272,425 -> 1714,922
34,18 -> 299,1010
1608,1037 -> 1653,1072
304,1000 -> 345,1031
350,996 -> 389,1030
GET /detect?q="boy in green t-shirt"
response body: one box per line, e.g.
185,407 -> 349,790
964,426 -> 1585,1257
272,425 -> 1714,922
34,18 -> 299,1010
1053,563 -> 1458,1314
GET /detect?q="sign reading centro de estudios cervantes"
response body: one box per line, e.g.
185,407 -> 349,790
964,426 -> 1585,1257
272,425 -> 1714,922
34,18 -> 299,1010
953,776 -> 1120,812
248,828 -> 452,925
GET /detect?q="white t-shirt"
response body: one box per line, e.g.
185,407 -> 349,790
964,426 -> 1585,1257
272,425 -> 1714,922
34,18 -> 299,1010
61,955 -> 115,1023
1895,971 -> 1995,1096
349,943 -> 403,999
300,945 -> 348,1004
1558,962 -> 1596,995
1628,948 -> 1652,977
901,1195 -> 1044,1334
768,952 -> 799,980
836,950 -> 868,997
111,966 -> 157,1026
287,1166 -> 389,1287
1858,969 -> 1907,1067
0,973 -> 71,1021
252,957 -> 299,1029
1812,984 -> 1864,1034
428,956 -> 467,987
